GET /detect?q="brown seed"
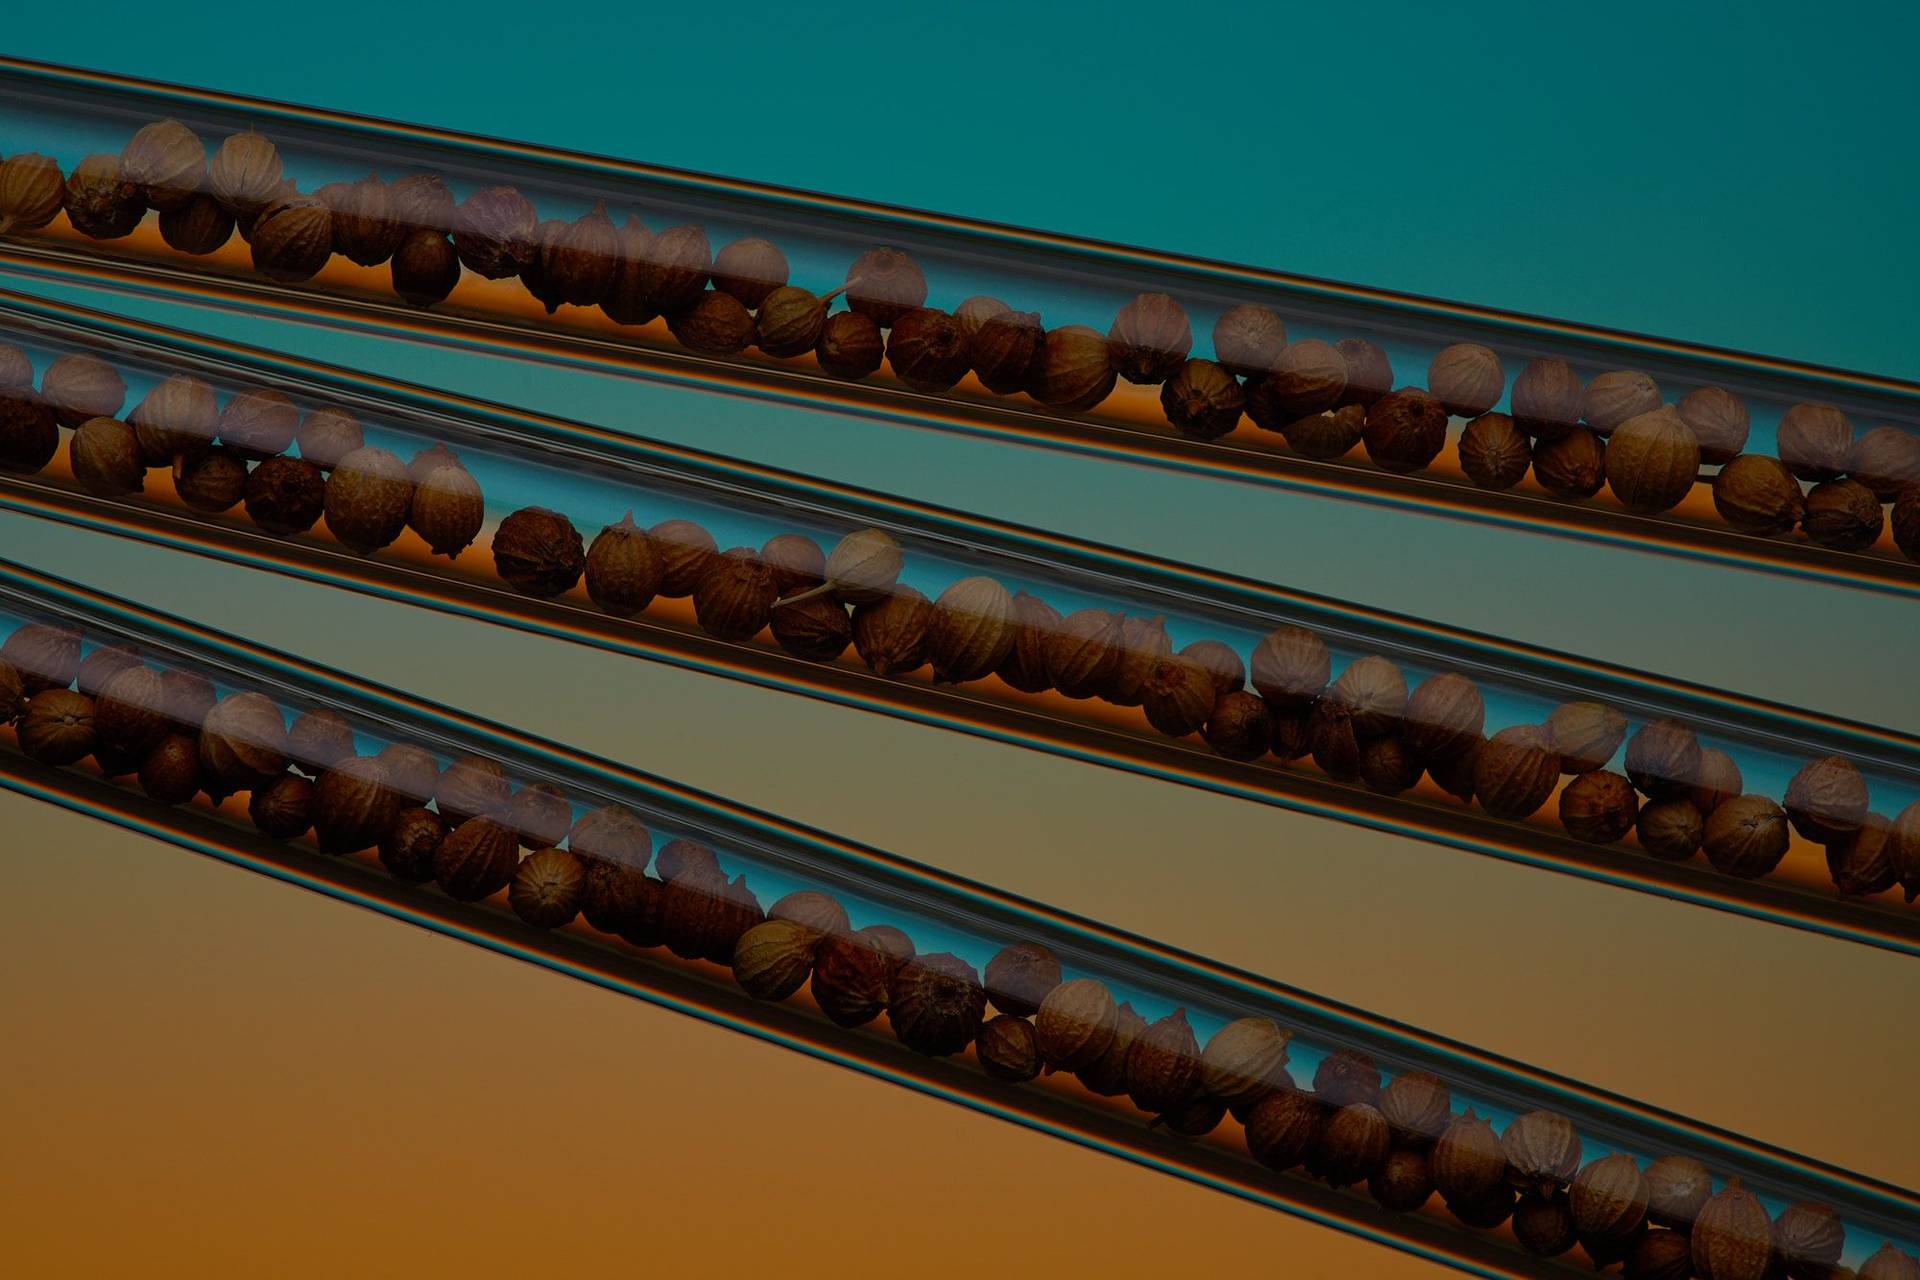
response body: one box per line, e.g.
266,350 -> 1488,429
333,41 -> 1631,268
370,805 -> 440,882
1140,656 -> 1217,738
295,407 -> 363,471
1308,699 -> 1363,781
313,755 -> 399,855
1161,358 -> 1245,439
434,816 -> 519,901
693,546 -> 777,641
1199,1016 -> 1293,1107
1772,1201 -> 1844,1280
969,309 -> 1044,395
766,890 -> 849,939
995,590 -> 1061,694
1328,655 -> 1407,739
888,951 -> 986,1057
172,447 -> 248,513
67,417 -> 144,497
206,132 -> 281,215
595,216 -> 655,325
1802,477 -> 1884,550
0,152 -> 66,232
815,310 -> 885,380
1689,747 -> 1743,816
18,688 -> 97,765
406,460 -> 484,558
0,393 -> 55,476
1076,1000 -> 1147,1098
952,295 -> 1010,345
1253,340 -> 1347,424
494,781 -> 569,852
1401,672 -> 1485,763
632,223 -> 711,313
1713,454 -> 1805,535
390,229 -> 461,307
247,772 -> 313,840
1276,402 -> 1366,459
1309,1102 -> 1392,1186
1675,386 -> 1751,465
843,246 -> 927,327
451,186 -> 537,279
1582,370 -> 1661,435
199,692 -> 287,793
1534,427 -> 1608,499
1311,1048 -> 1380,1108
767,596 -> 848,662
1379,1071 -> 1451,1146
63,154 -> 143,239
1691,1179 -> 1773,1280
242,456 -> 326,537
318,173 -> 403,267
161,669 -> 217,733
1625,718 -> 1703,801
1703,794 -> 1792,878
157,192 -> 233,255
1027,324 -> 1117,411
816,527 -> 901,605
1212,305 -> 1287,378
976,1014 -> 1041,1082
138,732 -> 203,804
324,446 -> 413,554
72,645 -> 138,704
1107,292 -> 1192,385
1502,1110 -> 1581,1197
1103,615 -> 1171,708
1784,755 -> 1868,843
926,575 -> 1015,683
1436,1105 -> 1505,1205
372,743 -> 439,806
129,374 -> 217,464
1370,1148 -> 1434,1213
1,623 -> 81,695
1607,407 -> 1701,513
249,195 -> 333,283
1034,977 -> 1118,1071
493,506 -> 585,597
1205,690 -> 1272,761
1637,798 -> 1704,860
385,173 -> 454,232
1335,338 -> 1394,408
1363,386 -> 1449,473
286,708 -> 354,774
1625,1229 -> 1694,1280
503,847 -> 583,929
1570,1153 -> 1649,1244
93,665 -> 169,757
540,204 -> 618,309
1850,426 -> 1920,500
1544,702 -> 1626,777
1473,727 -> 1560,817
1861,1244 -> 1920,1280
1045,608 -> 1124,699
578,855 -> 660,939
667,289 -> 756,355
707,237 -> 788,309
1777,401 -> 1855,481
754,286 -> 828,358
1359,734 -> 1422,794
1827,812 -> 1899,896
811,928 -> 895,1027
646,518 -> 717,597
1125,1008 -> 1202,1113
851,586 -> 932,676
1427,343 -> 1504,418
1184,639 -> 1246,694
434,754 -> 512,828
731,918 -> 817,1000
983,942 -> 1062,1019
1458,412 -> 1532,489
1560,769 -> 1639,843
1250,625 -> 1330,709
1245,1088 -> 1324,1171
886,307 -> 972,392
42,353 -> 128,428
213,387 -> 297,460
1513,1194 -> 1578,1257
1511,357 -> 1584,440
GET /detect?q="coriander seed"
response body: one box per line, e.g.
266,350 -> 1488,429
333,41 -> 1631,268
1125,1008 -> 1202,1114
63,154 -> 143,239
435,816 -> 519,901
18,688 -> 97,765
451,185 -> 537,279
843,246 -> 926,327
129,374 -> 217,464
249,195 -> 334,283
324,446 -> 413,554
1624,718 -> 1702,801
172,446 -> 248,513
667,289 -> 755,354
1255,338 -> 1346,419
1712,453 -> 1805,535
887,952 -> 987,1057
1458,412 -> 1531,488
732,918 -> 817,1000
754,286 -> 827,358
1703,793 -> 1792,877
216,387 -> 298,460
1278,403 -> 1365,458
69,417 -> 145,497
295,406 -> 362,471
1826,813 -> 1898,896
1107,292 -> 1192,384
509,847 -> 586,929
1606,407 -> 1701,513
0,152 -> 65,232
1675,385 -> 1750,464
243,456 -> 325,536
1427,343 -> 1504,418
42,353 -> 128,428
585,514 -> 663,615
249,772 -> 314,840
493,506 -> 586,597
407,458 -> 484,558
1334,337 -> 1393,408
1784,754 -> 1868,842
158,192 -> 234,255
648,518 -> 718,597
885,307 -> 972,392
1211,304 -> 1286,378
693,546 -> 777,640
976,1014 -> 1041,1082
851,585 -> 931,675
390,230 -> 461,307
1034,977 -> 1118,1071
926,575 -> 1015,683
815,310 -> 884,380
1026,325 -> 1116,411
983,941 -> 1062,1018
996,590 -> 1061,694
710,237 -> 788,308
1850,425 -> 1920,500
1160,358 -> 1244,439
969,309 -> 1044,395
379,806 -> 443,883
1777,401 -> 1855,481
1106,613 -> 1169,707
1510,357 -> 1583,439
318,173 -> 403,267
1362,386 -> 1448,473
1472,724 -> 1560,820
1691,1180 -> 1773,1280
1533,426 -> 1608,498
1802,477 -> 1884,550
1581,369 -> 1660,435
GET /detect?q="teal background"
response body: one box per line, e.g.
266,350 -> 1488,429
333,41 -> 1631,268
2,5 -> 1918,1275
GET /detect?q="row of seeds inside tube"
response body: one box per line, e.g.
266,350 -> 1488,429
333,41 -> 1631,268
2,348 -> 1917,904
0,619 -> 1913,1280
0,125 -> 1918,559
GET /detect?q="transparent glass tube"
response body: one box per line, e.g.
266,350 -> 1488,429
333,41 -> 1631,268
2,555 -> 1915,1280
2,287 -> 1917,958
0,57 -> 1917,599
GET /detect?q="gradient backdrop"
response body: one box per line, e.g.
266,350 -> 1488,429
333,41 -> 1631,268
2,3 -> 1918,1276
